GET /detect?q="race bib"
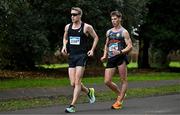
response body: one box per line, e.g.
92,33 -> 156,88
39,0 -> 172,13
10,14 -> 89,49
69,36 -> 80,45
109,43 -> 119,51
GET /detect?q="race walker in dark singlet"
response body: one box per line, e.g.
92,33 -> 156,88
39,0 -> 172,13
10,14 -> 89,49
67,22 -> 88,67
106,27 -> 129,68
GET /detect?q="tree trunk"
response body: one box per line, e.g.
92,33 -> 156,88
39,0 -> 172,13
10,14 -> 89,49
138,37 -> 150,68
149,44 -> 170,69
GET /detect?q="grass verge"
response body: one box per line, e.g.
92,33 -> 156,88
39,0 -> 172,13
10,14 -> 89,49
0,84 -> 180,112
1,72 -> 180,90
37,61 -> 180,69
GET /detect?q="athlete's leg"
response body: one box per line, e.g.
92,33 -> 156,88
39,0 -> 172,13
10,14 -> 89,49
81,83 -> 89,93
71,66 -> 85,105
117,61 -> 128,102
104,68 -> 120,94
69,68 -> 89,93
68,67 -> 76,88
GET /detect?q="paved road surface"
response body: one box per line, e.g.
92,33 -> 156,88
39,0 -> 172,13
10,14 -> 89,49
1,94 -> 180,114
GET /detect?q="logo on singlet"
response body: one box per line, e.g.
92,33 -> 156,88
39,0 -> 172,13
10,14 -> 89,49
70,36 -> 80,45
109,43 -> 119,51
116,33 -> 120,37
78,28 -> 82,33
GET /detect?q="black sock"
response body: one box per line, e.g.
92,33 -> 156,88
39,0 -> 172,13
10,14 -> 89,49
70,105 -> 75,107
88,88 -> 90,95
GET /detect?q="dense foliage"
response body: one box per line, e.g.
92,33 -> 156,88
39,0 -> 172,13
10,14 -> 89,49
1,0 -> 163,70
138,0 -> 180,68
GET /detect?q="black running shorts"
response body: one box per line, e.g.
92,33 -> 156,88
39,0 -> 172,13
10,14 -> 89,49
68,54 -> 88,68
106,55 -> 129,68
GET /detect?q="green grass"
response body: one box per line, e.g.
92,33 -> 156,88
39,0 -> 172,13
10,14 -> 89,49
0,78 -> 70,90
127,62 -> 138,68
104,62 -> 137,68
0,62 -> 179,112
127,61 -> 180,68
1,84 -> 180,112
38,63 -> 68,69
128,61 -> 180,68
37,61 -> 180,69
0,72 -> 180,112
38,62 -> 139,69
169,61 -> 180,67
0,72 -> 180,90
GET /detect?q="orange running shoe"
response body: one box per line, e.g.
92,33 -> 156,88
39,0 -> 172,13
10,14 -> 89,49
111,101 -> 122,109
111,94 -> 127,109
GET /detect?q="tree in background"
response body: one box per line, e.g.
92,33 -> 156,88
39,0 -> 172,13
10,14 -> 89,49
36,0 -> 146,67
0,0 -> 49,70
0,0 -> 148,70
138,0 -> 180,68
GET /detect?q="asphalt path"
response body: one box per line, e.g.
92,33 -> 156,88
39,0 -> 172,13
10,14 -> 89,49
1,94 -> 180,114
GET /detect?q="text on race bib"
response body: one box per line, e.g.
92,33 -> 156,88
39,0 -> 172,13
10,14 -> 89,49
70,36 -> 80,45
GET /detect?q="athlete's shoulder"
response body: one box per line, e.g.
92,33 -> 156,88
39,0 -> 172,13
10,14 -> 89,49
84,23 -> 93,29
121,27 -> 128,32
64,23 -> 71,31
107,28 -> 113,32
84,23 -> 94,33
106,28 -> 113,35
121,27 -> 130,38
124,29 -> 129,34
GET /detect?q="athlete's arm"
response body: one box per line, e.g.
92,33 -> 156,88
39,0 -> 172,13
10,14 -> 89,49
121,30 -> 133,54
86,24 -> 99,56
61,24 -> 69,55
100,30 -> 110,61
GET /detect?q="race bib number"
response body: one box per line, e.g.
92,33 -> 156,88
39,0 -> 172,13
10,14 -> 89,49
70,36 -> 80,45
109,43 -> 119,51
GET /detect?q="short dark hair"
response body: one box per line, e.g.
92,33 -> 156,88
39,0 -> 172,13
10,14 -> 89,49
110,11 -> 122,18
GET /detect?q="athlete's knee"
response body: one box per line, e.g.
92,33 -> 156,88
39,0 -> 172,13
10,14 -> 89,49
121,77 -> 128,83
74,79 -> 81,86
70,82 -> 75,87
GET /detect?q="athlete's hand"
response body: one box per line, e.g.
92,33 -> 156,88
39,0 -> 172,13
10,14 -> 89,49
87,50 -> 94,57
112,49 -> 122,56
100,56 -> 106,62
61,46 -> 67,56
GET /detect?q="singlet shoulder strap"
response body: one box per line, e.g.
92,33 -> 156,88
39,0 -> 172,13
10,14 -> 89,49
119,27 -> 125,37
107,29 -> 113,37
68,23 -> 73,30
80,22 -> 84,33
67,23 -> 73,34
68,23 -> 84,32
81,22 -> 84,27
